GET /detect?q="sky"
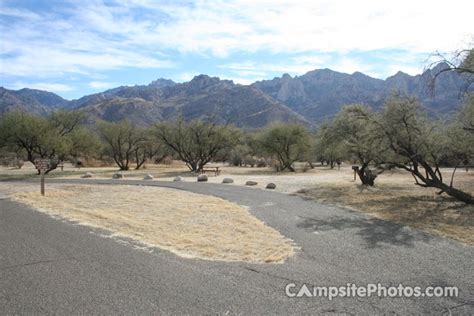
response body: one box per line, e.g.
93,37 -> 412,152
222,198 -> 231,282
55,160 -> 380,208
0,0 -> 473,100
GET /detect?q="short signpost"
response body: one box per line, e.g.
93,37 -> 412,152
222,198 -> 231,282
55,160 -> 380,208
34,158 -> 51,196
352,165 -> 359,181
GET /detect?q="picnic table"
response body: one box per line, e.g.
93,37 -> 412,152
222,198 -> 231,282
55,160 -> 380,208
200,166 -> 221,176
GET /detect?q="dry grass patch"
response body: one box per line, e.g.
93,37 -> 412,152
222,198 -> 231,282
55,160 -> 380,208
12,184 -> 295,263
296,175 -> 474,245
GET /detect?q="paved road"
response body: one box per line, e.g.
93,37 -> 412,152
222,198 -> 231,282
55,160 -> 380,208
1,179 -> 473,314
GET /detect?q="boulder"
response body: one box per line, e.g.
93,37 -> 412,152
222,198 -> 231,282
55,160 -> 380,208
245,180 -> 258,186
144,174 -> 154,180
112,172 -> 123,179
81,172 -> 93,178
197,174 -> 208,182
266,183 -> 277,189
222,178 -> 234,184
173,176 -> 183,182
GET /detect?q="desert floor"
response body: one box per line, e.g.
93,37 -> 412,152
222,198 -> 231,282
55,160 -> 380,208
1,161 -> 473,245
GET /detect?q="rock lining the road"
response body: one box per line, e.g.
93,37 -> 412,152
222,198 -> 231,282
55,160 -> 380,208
222,178 -> 234,184
197,174 -> 208,182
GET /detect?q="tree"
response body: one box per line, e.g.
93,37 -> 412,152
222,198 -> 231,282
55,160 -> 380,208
154,119 -> 239,172
332,105 -> 387,185
442,96 -> 474,175
428,47 -> 474,93
258,123 -> 310,172
458,94 -> 474,132
351,95 -> 474,204
131,128 -> 169,170
68,127 -> 103,160
0,110 -> 86,173
98,121 -> 147,170
313,122 -> 347,169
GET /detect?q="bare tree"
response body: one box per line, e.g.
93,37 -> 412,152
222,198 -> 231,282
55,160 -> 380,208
427,47 -> 474,94
154,118 -> 239,172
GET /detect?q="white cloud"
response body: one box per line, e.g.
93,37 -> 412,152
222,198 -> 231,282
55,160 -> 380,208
140,0 -> 473,55
1,0 -> 472,82
89,81 -> 116,89
174,72 -> 196,82
0,2 -> 174,78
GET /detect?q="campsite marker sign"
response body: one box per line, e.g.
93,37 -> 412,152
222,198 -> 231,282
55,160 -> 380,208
34,158 -> 51,196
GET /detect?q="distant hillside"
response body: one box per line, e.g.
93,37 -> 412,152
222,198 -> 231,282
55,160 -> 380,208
1,63 -> 472,127
72,75 -> 308,128
0,87 -> 70,115
252,63 -> 473,123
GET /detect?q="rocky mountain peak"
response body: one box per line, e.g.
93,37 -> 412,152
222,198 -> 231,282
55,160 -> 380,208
148,78 -> 176,88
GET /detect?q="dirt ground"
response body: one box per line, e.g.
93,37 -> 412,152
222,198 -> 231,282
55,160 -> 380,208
1,161 -> 473,245
2,182 -> 295,263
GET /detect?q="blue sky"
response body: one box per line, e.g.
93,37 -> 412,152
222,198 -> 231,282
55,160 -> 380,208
1,0 -> 472,100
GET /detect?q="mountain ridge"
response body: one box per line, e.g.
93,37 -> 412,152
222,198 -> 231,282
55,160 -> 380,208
1,64 -> 472,127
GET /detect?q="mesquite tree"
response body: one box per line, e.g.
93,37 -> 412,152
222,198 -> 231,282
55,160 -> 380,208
154,119 -> 239,172
258,123 -> 310,172
313,122 -> 347,169
98,121 -> 147,170
0,110 -> 86,173
331,105 -> 386,185
351,95 -> 474,204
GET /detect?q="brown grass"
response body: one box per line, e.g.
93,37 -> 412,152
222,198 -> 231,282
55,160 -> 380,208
2,162 -> 473,245
10,184 -> 296,263
295,169 -> 474,245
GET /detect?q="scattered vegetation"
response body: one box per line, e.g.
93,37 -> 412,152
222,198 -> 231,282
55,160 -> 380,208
1,83 -> 473,205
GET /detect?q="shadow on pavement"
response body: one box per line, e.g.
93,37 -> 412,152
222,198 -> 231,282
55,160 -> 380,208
296,215 -> 434,248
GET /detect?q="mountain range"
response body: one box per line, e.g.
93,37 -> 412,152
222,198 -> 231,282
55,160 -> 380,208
1,63 -> 472,128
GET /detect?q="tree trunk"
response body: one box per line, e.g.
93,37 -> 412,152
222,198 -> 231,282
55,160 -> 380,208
422,178 -> 474,204
442,186 -> 474,204
287,164 -> 296,172
357,166 -> 377,186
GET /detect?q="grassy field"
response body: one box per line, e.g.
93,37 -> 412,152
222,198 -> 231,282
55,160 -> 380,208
5,183 -> 295,263
294,169 -> 474,245
1,161 -> 473,245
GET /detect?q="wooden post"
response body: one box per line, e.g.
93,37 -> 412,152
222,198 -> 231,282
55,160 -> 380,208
352,165 -> 359,181
34,158 -> 50,196
40,171 -> 45,196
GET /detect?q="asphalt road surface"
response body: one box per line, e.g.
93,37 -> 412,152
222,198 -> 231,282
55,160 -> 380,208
1,178 -> 473,314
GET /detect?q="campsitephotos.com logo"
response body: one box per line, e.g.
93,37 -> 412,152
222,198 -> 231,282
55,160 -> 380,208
285,283 -> 459,300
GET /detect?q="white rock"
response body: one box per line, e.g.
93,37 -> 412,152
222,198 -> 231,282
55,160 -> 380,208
144,174 -> 154,180
173,176 -> 183,182
197,174 -> 208,182
81,172 -> 93,178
